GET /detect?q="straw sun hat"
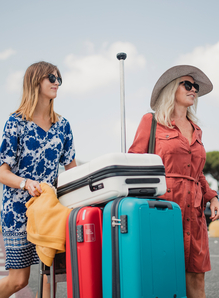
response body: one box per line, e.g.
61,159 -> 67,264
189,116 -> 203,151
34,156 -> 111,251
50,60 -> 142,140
150,65 -> 213,110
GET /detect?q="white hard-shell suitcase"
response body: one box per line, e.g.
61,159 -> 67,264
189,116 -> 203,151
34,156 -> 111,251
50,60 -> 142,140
57,152 -> 166,208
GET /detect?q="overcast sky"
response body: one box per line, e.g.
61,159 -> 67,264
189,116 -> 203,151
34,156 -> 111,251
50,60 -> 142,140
1,0 -> 219,163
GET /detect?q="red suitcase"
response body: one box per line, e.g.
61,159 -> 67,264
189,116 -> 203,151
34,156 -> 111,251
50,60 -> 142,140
66,206 -> 103,298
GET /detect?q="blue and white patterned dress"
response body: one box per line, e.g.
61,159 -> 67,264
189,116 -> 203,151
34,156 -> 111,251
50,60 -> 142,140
0,114 -> 75,269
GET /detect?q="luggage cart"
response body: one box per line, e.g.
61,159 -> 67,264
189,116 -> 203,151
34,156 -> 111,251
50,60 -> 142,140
38,253 -> 66,298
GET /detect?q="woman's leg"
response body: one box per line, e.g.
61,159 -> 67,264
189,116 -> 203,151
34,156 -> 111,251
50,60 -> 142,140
186,272 -> 206,298
42,274 -> 51,298
35,275 -> 56,298
0,266 -> 30,298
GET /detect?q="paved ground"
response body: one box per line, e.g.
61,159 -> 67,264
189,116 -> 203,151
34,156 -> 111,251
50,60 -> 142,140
205,237 -> 219,298
0,233 -> 67,298
0,231 -> 218,297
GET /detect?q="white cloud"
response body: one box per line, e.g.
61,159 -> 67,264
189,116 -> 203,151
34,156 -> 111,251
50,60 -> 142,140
176,42 -> 219,101
62,41 -> 146,96
6,71 -> 24,93
0,48 -> 16,60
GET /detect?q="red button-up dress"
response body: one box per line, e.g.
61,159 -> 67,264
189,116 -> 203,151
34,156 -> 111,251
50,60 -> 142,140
128,113 -> 217,273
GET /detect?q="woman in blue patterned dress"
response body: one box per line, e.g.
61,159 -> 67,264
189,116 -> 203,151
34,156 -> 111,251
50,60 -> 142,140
0,61 -> 76,297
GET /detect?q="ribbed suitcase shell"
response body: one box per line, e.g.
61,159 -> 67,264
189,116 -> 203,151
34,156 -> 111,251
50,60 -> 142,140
102,197 -> 187,298
58,153 -> 166,208
66,207 -> 103,298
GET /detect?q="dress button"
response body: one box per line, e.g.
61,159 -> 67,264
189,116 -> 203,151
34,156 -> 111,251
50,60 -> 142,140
188,150 -> 191,154
166,135 -> 169,138
187,204 -> 190,207
188,191 -> 191,194
167,189 -> 171,193
187,232 -> 190,235
188,164 -> 190,167
187,218 -> 190,221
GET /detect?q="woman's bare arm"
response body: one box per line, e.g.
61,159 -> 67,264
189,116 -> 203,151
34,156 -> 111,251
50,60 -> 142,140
0,163 -> 42,197
64,158 -> 77,171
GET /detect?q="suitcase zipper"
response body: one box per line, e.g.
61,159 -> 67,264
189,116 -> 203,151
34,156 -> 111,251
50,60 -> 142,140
69,207 -> 83,298
111,198 -> 127,298
57,165 -> 165,197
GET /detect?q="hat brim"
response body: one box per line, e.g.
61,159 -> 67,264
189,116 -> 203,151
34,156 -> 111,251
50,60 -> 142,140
150,65 -> 213,110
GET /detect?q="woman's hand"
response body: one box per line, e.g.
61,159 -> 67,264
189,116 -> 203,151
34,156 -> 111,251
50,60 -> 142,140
210,196 -> 219,221
25,179 -> 42,197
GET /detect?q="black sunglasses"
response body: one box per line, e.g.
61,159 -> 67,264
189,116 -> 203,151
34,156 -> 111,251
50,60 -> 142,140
179,80 -> 199,93
48,74 -> 62,86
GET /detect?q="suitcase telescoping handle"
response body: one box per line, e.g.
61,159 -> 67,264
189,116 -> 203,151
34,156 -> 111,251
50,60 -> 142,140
117,52 -> 127,153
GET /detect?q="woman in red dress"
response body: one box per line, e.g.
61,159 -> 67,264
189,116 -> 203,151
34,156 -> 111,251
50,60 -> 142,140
129,65 -> 219,298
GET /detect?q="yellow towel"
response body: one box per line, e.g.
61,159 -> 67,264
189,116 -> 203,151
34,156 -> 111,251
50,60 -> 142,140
26,183 -> 71,266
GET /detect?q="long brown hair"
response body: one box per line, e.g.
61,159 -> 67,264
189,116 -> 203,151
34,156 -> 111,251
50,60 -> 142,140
13,61 -> 61,122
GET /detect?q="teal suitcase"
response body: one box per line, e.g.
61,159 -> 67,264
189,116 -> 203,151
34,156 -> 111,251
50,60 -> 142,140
102,197 -> 187,298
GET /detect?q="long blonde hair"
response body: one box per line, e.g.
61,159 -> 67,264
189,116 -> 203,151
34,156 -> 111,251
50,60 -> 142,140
153,77 -> 198,128
13,61 -> 61,122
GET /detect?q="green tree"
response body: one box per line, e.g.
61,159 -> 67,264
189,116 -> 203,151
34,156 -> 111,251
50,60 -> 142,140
203,151 -> 219,181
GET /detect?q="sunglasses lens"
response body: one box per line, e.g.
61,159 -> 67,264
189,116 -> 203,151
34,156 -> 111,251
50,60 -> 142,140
48,74 -> 56,83
48,74 -> 62,86
194,83 -> 199,93
57,77 -> 62,86
184,81 -> 192,91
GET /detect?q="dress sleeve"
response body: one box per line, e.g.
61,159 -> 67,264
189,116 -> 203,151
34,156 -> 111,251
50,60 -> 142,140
59,120 -> 76,166
128,113 -> 153,154
199,171 -> 218,205
0,116 -> 20,169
